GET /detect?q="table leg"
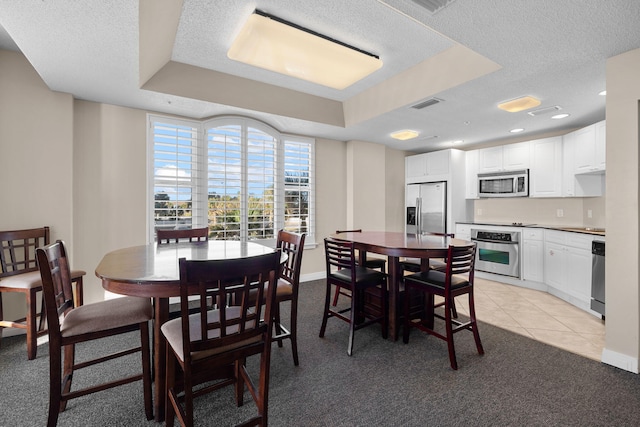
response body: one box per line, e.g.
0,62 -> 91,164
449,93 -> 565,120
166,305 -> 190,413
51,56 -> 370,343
153,297 -> 169,422
388,256 -> 400,341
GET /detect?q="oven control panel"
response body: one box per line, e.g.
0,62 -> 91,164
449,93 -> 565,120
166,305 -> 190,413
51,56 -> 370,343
471,229 -> 520,243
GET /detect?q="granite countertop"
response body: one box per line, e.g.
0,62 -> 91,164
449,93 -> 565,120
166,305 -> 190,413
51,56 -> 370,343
458,222 -> 605,236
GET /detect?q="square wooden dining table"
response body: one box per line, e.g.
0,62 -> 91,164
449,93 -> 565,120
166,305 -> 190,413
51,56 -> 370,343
95,240 -> 282,422
329,231 -> 471,341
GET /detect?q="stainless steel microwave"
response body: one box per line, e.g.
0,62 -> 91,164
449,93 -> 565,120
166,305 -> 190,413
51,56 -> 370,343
478,169 -> 529,198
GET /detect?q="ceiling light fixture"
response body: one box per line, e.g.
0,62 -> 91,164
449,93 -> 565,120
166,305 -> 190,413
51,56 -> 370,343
228,10 -> 383,90
510,128 -> 525,133
390,130 -> 420,140
497,96 -> 541,113
551,113 -> 570,119
599,90 -> 607,96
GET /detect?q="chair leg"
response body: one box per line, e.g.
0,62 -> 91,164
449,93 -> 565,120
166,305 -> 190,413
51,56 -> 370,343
274,303 -> 284,348
444,297 -> 458,370
381,286 -> 388,340
332,286 -> 340,306
468,291 -> 485,355
402,283 -> 413,344
347,288 -> 358,356
48,341 -> 62,427
165,345 -> 176,427
26,288 -> 38,360
140,323 -> 153,421
289,299 -> 299,366
319,281 -> 332,338
60,343 -> 75,411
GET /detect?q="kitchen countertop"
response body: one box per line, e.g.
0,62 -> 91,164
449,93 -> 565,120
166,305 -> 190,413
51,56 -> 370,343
457,222 -> 605,236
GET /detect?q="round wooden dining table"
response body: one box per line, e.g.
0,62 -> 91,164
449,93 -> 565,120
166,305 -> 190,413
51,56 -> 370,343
329,231 -> 471,342
95,240 -> 280,422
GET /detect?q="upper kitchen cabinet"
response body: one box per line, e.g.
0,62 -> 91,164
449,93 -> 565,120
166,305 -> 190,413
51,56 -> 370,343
477,141 -> 530,174
562,127 -> 605,197
405,149 -> 463,184
529,136 -> 562,197
573,120 -> 606,174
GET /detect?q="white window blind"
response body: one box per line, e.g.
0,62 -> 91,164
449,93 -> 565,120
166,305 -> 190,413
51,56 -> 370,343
148,115 -> 314,244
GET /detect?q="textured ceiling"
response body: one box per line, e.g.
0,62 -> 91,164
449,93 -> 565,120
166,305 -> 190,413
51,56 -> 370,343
1,0 -> 639,152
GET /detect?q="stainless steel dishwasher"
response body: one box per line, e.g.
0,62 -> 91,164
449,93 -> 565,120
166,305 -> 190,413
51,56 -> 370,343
590,240 -> 605,319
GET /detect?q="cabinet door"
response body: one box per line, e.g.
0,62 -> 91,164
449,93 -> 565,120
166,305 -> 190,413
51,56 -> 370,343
406,154 -> 428,181
530,137 -> 562,197
566,247 -> 592,302
523,239 -> 544,282
465,150 -> 479,199
595,120 -> 606,171
544,241 -> 566,289
478,146 -> 503,173
426,150 -> 450,176
574,125 -> 596,174
503,141 -> 530,170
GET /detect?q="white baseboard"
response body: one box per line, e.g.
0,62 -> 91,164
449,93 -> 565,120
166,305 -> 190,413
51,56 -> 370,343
601,348 -> 639,373
300,271 -> 325,282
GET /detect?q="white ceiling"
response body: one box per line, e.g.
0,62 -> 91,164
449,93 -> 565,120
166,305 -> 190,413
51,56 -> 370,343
1,0 -> 639,152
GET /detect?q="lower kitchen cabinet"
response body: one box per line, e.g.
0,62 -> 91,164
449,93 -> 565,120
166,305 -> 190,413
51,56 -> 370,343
522,228 -> 544,282
543,230 -> 593,310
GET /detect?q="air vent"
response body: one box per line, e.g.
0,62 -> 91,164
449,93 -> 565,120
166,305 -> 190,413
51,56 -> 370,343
411,0 -> 457,15
527,106 -> 562,116
411,97 -> 443,110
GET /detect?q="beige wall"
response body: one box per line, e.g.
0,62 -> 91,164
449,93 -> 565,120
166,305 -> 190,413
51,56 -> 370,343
602,48 -> 640,372
0,50 -> 74,322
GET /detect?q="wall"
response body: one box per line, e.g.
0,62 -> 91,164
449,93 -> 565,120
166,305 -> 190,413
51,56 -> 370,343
602,47 -> 640,372
0,50 -> 74,324
473,197 -> 606,228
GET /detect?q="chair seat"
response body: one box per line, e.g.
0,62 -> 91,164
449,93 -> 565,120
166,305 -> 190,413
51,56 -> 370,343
61,296 -> 152,338
404,270 -> 470,291
161,306 -> 261,362
331,266 -> 386,286
0,269 -> 85,290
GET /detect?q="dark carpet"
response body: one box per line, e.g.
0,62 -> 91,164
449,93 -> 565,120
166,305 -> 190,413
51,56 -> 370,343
1,279 -> 640,426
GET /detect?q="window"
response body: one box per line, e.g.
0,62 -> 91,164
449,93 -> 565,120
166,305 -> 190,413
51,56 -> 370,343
148,115 -> 314,244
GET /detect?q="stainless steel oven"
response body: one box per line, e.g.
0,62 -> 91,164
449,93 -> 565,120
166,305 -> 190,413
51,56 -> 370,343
471,229 -> 521,278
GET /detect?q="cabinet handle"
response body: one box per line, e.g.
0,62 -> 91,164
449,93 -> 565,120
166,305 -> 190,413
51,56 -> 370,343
549,250 -> 554,256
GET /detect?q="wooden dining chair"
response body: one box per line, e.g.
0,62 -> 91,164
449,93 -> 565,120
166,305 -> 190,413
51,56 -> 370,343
402,242 -> 484,370
272,230 -> 306,366
320,238 -> 388,356
161,251 -> 281,427
332,229 -> 386,306
37,241 -> 153,426
0,226 -> 85,360
156,227 -> 209,244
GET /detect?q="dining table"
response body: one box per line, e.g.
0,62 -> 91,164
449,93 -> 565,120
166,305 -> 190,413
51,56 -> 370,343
329,230 -> 471,341
95,240 -> 281,422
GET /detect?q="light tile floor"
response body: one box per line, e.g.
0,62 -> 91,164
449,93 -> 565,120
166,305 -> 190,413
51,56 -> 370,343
456,278 -> 606,361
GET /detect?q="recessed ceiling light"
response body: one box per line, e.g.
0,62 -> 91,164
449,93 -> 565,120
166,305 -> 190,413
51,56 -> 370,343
498,96 -> 541,113
451,140 -> 463,144
390,130 -> 420,140
228,10 -> 382,90
599,90 -> 607,96
510,128 -> 525,133
551,113 -> 570,119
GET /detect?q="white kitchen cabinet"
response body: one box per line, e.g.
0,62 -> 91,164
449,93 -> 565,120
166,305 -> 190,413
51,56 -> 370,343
574,120 -> 606,174
405,150 -> 451,183
465,149 -> 479,199
477,141 -> 530,174
529,136 -> 562,197
544,230 -> 594,310
562,125 -> 605,197
522,228 -> 544,282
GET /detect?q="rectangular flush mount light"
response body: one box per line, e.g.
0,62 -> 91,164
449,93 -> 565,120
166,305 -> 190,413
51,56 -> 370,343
497,96 -> 541,113
228,10 -> 383,90
391,130 -> 420,140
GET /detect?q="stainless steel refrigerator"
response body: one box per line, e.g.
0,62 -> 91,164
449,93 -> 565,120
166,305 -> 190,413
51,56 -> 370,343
405,181 -> 447,234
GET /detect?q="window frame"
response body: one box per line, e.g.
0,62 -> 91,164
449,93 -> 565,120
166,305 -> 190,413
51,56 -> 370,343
147,114 -> 315,246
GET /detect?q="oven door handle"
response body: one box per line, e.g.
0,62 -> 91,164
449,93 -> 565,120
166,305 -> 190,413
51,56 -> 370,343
471,237 -> 518,245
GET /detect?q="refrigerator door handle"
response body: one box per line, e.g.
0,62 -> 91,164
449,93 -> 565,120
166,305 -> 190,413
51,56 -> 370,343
416,197 -> 421,234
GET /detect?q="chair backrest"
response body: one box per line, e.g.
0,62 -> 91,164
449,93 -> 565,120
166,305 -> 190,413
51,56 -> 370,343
277,230 -> 306,287
444,243 -> 477,286
324,238 -> 357,282
177,250 -> 281,363
156,227 -> 209,244
36,241 -> 75,336
0,226 -> 50,278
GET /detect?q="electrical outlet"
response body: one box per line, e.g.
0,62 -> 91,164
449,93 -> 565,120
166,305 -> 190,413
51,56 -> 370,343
587,209 -> 593,218
477,208 -> 483,216
556,209 -> 564,218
